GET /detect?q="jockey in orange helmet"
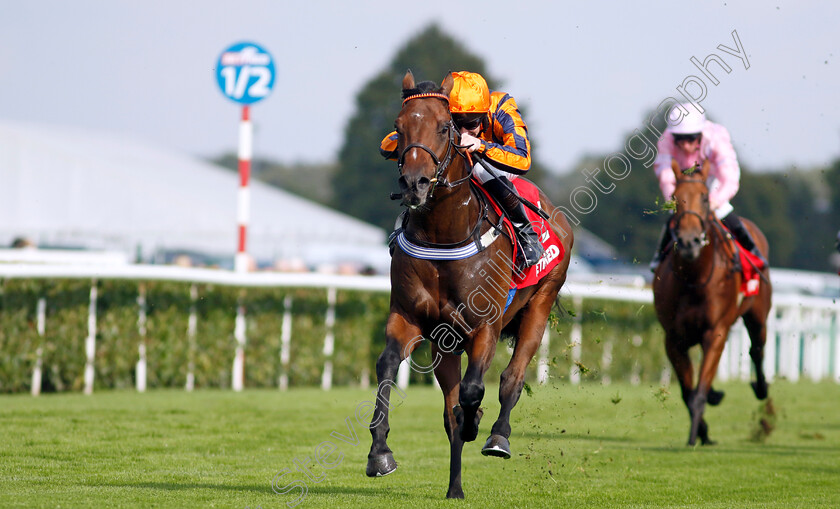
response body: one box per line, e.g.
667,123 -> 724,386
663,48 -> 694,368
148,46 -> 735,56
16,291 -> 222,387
381,71 -> 544,267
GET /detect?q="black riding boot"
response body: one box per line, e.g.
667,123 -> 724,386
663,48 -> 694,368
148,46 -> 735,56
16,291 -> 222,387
649,220 -> 673,272
721,212 -> 767,268
482,177 -> 545,268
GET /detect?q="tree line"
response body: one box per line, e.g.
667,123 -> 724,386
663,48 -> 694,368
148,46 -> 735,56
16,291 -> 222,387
214,24 -> 840,273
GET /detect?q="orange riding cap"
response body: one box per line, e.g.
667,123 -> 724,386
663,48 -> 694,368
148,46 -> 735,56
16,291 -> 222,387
380,73 -> 531,175
449,71 -> 491,114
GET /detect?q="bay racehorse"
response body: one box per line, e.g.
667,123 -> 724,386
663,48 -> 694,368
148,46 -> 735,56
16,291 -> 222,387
653,159 -> 772,446
365,70 -> 573,498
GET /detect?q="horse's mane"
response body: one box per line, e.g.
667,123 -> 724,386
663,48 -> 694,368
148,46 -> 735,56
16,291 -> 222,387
401,80 -> 439,99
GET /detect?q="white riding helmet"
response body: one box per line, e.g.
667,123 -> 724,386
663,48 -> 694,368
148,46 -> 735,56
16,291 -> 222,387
669,103 -> 707,135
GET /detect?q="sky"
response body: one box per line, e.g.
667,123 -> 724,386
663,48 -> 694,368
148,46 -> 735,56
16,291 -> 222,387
1,1 -> 838,175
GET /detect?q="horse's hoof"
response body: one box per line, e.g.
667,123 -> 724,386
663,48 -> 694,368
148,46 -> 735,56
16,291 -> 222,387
365,452 -> 397,477
700,437 -> 717,446
458,422 -> 479,443
751,381 -> 768,400
707,388 -> 725,406
481,434 -> 511,459
453,405 -> 464,430
446,486 -> 465,499
454,405 -> 484,442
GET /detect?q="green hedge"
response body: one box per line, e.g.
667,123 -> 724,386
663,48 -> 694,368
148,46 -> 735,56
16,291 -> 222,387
0,279 -> 670,393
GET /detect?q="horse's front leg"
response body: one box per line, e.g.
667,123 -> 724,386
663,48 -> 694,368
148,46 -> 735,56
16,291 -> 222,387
483,296 -> 551,459
366,313 -> 422,477
455,323 -> 498,443
691,328 -> 728,446
664,333 -> 698,445
431,343 -> 466,499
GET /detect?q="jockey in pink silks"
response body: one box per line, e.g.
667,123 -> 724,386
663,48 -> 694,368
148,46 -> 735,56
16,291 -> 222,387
650,103 -> 767,271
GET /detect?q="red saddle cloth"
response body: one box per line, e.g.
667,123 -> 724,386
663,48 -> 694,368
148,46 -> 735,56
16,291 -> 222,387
737,245 -> 763,297
475,178 -> 566,290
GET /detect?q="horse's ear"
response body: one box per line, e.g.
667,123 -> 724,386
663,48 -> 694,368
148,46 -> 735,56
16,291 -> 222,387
700,159 -> 711,179
402,70 -> 415,91
671,159 -> 681,180
440,72 -> 454,96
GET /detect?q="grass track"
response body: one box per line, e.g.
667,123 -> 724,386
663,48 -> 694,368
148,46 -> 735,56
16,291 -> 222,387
2,381 -> 839,508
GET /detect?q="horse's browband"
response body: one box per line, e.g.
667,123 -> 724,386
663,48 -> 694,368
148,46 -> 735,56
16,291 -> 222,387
402,93 -> 450,105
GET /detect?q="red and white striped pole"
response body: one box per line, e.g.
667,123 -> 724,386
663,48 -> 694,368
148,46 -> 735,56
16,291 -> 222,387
217,41 -> 274,393
235,105 -> 252,274
232,105 -> 251,392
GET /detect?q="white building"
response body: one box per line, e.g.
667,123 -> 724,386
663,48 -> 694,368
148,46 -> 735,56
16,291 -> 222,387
0,121 -> 390,272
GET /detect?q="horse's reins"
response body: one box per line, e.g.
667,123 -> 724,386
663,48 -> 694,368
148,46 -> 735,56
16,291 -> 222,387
393,91 -> 549,225
669,178 -> 770,287
469,153 -> 550,221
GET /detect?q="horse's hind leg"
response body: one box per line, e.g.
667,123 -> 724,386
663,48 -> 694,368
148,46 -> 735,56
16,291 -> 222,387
483,295 -> 552,459
742,309 -> 769,400
707,386 -> 725,406
366,313 -> 422,478
743,221 -> 771,400
431,344 -> 466,499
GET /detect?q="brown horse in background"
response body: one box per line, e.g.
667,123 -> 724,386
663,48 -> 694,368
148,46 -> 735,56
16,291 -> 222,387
365,71 -> 573,498
653,159 -> 772,446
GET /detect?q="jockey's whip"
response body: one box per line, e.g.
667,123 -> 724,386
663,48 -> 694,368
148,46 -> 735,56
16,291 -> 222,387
471,153 -> 550,221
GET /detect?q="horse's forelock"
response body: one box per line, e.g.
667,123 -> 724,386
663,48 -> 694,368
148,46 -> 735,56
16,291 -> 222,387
401,80 -> 440,100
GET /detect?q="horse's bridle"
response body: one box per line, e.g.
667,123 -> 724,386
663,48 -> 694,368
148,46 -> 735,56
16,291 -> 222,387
396,93 -> 473,196
393,92 -> 497,251
668,177 -> 733,288
669,178 -> 710,248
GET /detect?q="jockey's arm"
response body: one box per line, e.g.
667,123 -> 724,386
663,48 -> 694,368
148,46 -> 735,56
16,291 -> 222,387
653,133 -> 677,200
706,126 -> 740,210
479,94 -> 531,175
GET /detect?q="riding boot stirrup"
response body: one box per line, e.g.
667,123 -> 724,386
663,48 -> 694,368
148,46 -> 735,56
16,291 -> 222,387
512,219 -> 545,268
722,214 -> 768,269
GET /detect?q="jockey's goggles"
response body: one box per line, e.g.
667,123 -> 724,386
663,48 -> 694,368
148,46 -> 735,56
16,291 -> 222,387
453,113 -> 483,131
673,133 -> 702,143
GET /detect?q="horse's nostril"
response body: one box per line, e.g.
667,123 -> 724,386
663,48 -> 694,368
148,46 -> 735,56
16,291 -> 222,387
398,176 -> 409,192
417,176 -> 431,189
